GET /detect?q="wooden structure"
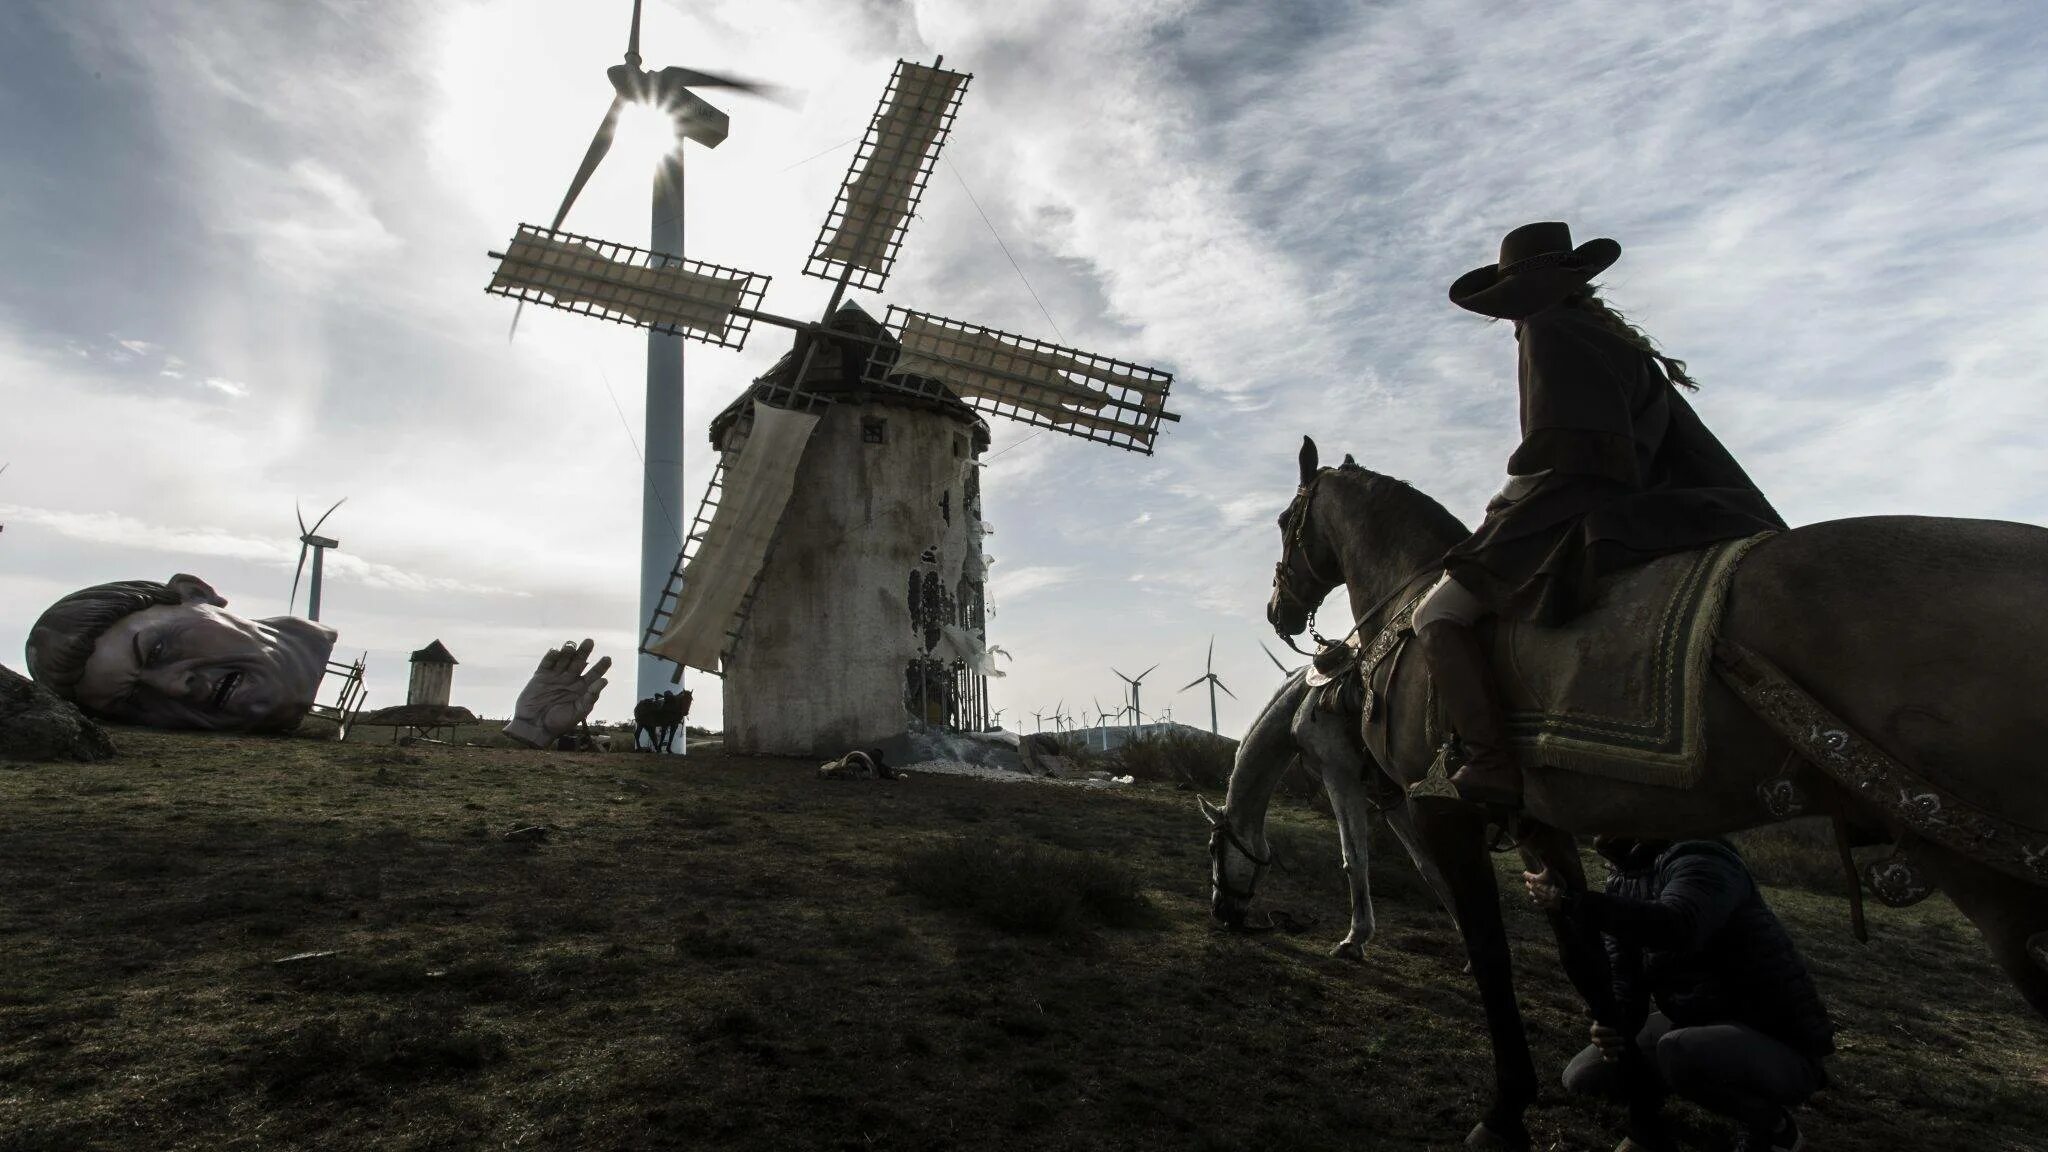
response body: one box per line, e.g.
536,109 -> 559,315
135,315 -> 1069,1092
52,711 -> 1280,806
407,640 -> 458,707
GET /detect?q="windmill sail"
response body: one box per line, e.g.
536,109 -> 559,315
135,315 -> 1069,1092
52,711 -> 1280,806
865,307 -> 1177,453
805,60 -> 970,291
488,225 -> 770,349
646,401 -> 820,673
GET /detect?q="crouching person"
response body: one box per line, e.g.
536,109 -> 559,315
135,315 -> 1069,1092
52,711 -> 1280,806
1526,837 -> 1834,1152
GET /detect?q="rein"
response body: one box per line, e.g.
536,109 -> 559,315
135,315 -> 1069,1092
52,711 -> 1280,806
1273,468 -> 1443,658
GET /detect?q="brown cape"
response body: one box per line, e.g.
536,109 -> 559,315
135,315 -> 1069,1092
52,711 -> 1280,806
1443,306 -> 1785,625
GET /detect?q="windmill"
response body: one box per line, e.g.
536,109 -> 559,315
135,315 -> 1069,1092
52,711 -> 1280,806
990,706 -> 1005,730
484,0 -> 784,736
1113,664 -> 1159,729
1178,636 -> 1237,735
1091,695 -> 1110,750
554,54 -> 1179,757
290,498 -> 346,622
1031,707 -> 1048,733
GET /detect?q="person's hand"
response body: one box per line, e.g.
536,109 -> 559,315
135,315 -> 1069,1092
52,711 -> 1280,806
1523,867 -> 1563,912
503,639 -> 611,749
1590,1021 -> 1630,1062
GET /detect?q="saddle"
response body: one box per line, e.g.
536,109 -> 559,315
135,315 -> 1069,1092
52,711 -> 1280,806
1333,535 -> 1766,791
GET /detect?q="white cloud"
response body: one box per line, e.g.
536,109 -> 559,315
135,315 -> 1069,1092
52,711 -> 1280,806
199,376 -> 248,398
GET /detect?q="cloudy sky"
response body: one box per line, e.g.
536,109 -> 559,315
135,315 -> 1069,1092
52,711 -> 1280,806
4,0 -> 2046,735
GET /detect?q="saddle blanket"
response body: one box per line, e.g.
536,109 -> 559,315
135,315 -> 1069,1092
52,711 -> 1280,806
1492,533 -> 1769,788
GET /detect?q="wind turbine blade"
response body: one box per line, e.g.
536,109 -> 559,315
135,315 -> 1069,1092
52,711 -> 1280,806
660,66 -> 790,99
296,500 -> 308,538
1139,664 -> 1159,682
1217,680 -> 1237,701
513,93 -> 627,341
289,542 -> 310,615
1179,675 -> 1206,693
308,496 -> 347,536
1259,642 -> 1290,674
1206,636 -> 1215,673
626,0 -> 642,63
550,94 -> 627,233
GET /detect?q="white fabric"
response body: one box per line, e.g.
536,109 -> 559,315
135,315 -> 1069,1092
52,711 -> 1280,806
820,64 -> 966,274
891,313 -> 1166,441
648,403 -> 820,672
1412,572 -> 1488,631
492,231 -> 747,337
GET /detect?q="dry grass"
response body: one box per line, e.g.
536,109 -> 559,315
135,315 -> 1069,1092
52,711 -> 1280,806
0,727 -> 2042,1151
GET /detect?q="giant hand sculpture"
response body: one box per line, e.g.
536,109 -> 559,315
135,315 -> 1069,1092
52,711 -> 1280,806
502,638 -> 611,749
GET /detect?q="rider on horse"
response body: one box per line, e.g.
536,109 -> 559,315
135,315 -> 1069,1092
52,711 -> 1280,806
1418,223 -> 1785,806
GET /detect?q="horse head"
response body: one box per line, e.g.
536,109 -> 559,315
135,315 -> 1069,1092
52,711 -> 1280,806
1268,435 -> 1348,639
1200,794 -> 1268,930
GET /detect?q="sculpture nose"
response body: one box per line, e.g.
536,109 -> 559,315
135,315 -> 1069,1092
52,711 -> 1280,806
140,666 -> 209,702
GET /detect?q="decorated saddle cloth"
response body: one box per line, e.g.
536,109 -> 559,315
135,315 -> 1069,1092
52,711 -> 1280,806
1491,532 -> 1769,788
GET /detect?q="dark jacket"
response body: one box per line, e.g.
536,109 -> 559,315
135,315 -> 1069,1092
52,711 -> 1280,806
1442,306 -> 1785,625
1567,839 -> 1835,1061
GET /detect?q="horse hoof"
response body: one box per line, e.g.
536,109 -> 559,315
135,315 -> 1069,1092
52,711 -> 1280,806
1331,940 -> 1364,963
2030,931 -> 2048,974
1464,1121 -> 1529,1151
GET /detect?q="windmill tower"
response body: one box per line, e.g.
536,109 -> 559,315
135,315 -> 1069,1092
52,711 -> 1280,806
406,640 -> 459,708
291,498 -> 345,622
630,58 -> 1178,757
1178,637 -> 1237,735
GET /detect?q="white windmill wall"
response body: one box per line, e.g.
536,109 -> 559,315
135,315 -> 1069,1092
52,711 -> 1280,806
722,396 -> 986,756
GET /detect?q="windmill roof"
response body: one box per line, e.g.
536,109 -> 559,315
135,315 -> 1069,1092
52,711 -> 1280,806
708,301 -> 991,451
409,640 -> 458,665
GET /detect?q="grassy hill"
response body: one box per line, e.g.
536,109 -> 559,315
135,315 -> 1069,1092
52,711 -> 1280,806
1,728 -> 2043,1151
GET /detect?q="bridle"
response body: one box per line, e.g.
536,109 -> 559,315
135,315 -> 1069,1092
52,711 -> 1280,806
1208,818 -> 1270,903
1273,472 -> 1343,656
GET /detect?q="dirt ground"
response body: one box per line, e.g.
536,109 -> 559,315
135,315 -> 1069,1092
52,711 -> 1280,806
2,726 -> 2044,1151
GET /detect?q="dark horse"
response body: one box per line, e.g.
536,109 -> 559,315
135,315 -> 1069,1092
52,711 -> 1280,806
1222,437 -> 2048,1149
634,689 -> 691,753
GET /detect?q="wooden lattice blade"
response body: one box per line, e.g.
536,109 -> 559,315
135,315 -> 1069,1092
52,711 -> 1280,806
805,61 -> 970,291
486,225 -> 770,350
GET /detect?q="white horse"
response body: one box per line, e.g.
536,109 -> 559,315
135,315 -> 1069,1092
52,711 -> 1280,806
1203,666 -> 1456,958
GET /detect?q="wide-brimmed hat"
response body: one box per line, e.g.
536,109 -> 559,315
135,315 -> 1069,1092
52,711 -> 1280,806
1449,222 -> 1620,320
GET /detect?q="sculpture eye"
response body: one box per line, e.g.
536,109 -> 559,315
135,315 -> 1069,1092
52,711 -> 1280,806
145,637 -> 167,667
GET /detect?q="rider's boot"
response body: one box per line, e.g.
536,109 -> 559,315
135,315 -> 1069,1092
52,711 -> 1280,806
1416,617 -> 1524,808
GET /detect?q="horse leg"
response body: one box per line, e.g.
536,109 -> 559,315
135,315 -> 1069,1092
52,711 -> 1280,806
1318,751 -> 1376,961
1914,841 -> 2048,1020
1412,805 -> 1537,1151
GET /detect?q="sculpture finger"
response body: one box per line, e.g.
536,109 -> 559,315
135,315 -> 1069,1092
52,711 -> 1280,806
579,654 -> 614,690
568,637 -> 596,675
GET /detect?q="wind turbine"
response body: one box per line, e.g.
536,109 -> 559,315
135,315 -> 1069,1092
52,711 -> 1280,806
1261,640 -> 1304,676
511,0 -> 784,723
1113,664 -> 1158,728
1031,707 -> 1048,733
990,707 -> 1005,730
1179,636 -> 1237,735
290,498 -> 346,622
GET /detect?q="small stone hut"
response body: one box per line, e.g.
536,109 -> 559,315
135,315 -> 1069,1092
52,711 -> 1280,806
407,640 -> 458,708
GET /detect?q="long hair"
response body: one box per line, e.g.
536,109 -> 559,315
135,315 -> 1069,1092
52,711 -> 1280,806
1566,288 -> 1698,391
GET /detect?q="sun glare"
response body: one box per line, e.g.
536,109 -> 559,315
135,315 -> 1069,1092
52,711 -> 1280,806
613,100 -> 682,164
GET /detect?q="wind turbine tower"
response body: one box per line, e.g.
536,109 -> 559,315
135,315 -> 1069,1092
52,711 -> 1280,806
1179,637 -> 1237,735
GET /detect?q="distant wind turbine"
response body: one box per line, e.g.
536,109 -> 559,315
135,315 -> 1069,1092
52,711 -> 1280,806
290,498 -> 347,622
1113,664 -> 1159,727
1179,637 -> 1237,734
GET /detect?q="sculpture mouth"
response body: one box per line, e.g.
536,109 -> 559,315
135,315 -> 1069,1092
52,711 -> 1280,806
210,670 -> 243,712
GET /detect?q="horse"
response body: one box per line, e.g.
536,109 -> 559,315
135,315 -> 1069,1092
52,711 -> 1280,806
633,689 -> 691,753
1229,435 -> 2048,1149
1205,663 -> 1456,958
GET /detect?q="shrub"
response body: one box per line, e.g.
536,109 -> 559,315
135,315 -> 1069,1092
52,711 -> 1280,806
895,837 -> 1151,935
1104,729 -> 1236,791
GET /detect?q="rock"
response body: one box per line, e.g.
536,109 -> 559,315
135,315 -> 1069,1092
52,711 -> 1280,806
503,825 -> 550,843
0,664 -> 115,762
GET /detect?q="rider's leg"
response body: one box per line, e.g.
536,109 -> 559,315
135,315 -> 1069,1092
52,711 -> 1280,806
1414,573 -> 1523,806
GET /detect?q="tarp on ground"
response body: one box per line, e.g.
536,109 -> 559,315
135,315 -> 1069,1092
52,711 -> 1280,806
648,402 -> 819,673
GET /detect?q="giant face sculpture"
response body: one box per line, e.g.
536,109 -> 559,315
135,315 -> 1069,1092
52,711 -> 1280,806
26,574 -> 336,732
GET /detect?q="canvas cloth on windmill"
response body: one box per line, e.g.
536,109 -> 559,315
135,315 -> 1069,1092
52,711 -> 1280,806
1477,532 -> 1769,788
648,403 -> 820,673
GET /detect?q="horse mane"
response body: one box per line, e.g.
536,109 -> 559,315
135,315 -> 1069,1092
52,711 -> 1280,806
1331,461 -> 1469,546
